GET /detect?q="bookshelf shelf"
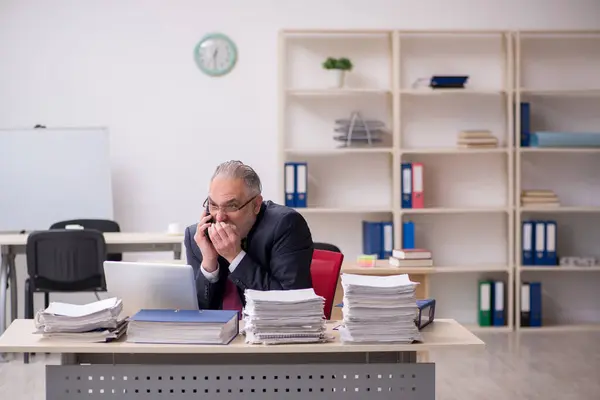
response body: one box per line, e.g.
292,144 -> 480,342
280,29 -> 600,333
400,147 -> 509,155
401,207 -> 510,215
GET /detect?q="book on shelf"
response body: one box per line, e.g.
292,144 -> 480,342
389,248 -> 433,267
456,130 -> 498,149
401,162 -> 424,209
521,189 -> 560,207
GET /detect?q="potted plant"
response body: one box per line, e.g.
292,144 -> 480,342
322,57 -> 353,88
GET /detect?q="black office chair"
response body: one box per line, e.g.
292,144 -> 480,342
24,229 -> 107,363
314,242 -> 342,253
50,219 -> 122,262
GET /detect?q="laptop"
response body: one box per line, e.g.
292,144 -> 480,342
103,261 -> 199,319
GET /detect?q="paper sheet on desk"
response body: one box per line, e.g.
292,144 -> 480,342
44,297 -> 121,317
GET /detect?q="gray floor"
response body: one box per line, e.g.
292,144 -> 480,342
1,331 -> 599,399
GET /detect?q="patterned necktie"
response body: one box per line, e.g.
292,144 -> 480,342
221,237 -> 247,317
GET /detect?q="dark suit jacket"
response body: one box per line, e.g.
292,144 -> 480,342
184,200 -> 314,310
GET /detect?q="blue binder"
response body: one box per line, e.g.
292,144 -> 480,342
544,220 -> 557,266
401,163 -> 412,208
382,221 -> 394,259
294,162 -> 308,208
492,281 -> 505,326
529,282 -> 542,327
403,221 -> 415,249
362,221 -> 382,257
131,309 -> 239,323
533,221 -> 546,265
520,102 -> 531,147
284,162 -> 296,207
522,220 -> 535,265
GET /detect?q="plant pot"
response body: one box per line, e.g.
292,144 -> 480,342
332,69 -> 346,88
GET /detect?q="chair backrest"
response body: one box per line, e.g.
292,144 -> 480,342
50,219 -> 122,262
26,229 -> 107,291
310,249 -> 344,320
314,242 -> 341,253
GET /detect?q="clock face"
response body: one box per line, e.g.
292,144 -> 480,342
194,33 -> 237,77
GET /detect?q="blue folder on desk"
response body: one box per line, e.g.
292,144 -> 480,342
127,309 -> 239,344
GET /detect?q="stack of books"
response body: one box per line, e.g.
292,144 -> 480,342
521,190 -> 560,207
457,130 -> 498,149
338,273 -> 422,343
34,297 -> 126,342
243,288 -> 327,345
126,309 -> 239,344
389,248 -> 433,267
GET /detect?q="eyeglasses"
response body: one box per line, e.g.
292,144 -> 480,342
203,195 -> 257,214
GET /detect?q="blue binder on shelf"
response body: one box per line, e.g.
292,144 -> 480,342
401,163 -> 412,208
522,220 -> 535,265
403,221 -> 415,249
492,281 -> 505,326
284,162 -> 296,207
544,220 -> 557,266
382,221 -> 394,259
520,102 -> 531,147
534,221 -> 546,265
295,162 -> 307,208
362,221 -> 382,257
529,282 -> 542,327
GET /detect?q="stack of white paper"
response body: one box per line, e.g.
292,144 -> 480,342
338,274 -> 422,343
243,288 -> 327,345
34,297 -> 124,340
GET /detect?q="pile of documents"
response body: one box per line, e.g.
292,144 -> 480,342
126,309 -> 239,344
243,288 -> 327,345
338,273 -> 422,343
457,130 -> 498,149
34,297 -> 126,342
521,189 -> 560,207
389,248 -> 433,267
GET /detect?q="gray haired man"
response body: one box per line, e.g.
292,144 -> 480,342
184,160 -> 314,312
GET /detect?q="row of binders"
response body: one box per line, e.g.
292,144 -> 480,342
520,281 -> 542,327
478,280 -> 542,327
401,162 -> 424,208
283,162 -> 308,207
362,221 -> 427,261
522,220 -> 557,266
478,280 -> 505,327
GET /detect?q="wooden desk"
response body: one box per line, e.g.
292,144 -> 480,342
0,232 -> 184,337
332,261 -> 433,321
0,318 -> 484,400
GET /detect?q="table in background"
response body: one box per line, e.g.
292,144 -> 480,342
0,318 -> 484,400
0,232 -> 184,337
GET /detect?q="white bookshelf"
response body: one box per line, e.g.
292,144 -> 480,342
514,31 -> 600,333
279,29 -> 600,333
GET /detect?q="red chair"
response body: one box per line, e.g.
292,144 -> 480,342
310,249 -> 344,320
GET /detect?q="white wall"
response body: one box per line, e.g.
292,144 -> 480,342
1,0 -> 600,315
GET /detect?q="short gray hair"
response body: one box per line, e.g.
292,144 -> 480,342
211,160 -> 262,196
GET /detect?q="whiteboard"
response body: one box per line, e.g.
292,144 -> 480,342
0,127 -> 114,232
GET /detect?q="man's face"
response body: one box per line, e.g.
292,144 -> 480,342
207,177 -> 261,238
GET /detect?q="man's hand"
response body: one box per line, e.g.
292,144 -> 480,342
209,222 -> 242,263
193,209 -> 218,272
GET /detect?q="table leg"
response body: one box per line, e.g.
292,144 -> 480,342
0,251 -> 8,362
8,253 -> 17,323
173,244 -> 182,260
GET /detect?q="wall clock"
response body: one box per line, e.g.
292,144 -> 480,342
194,32 -> 238,77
